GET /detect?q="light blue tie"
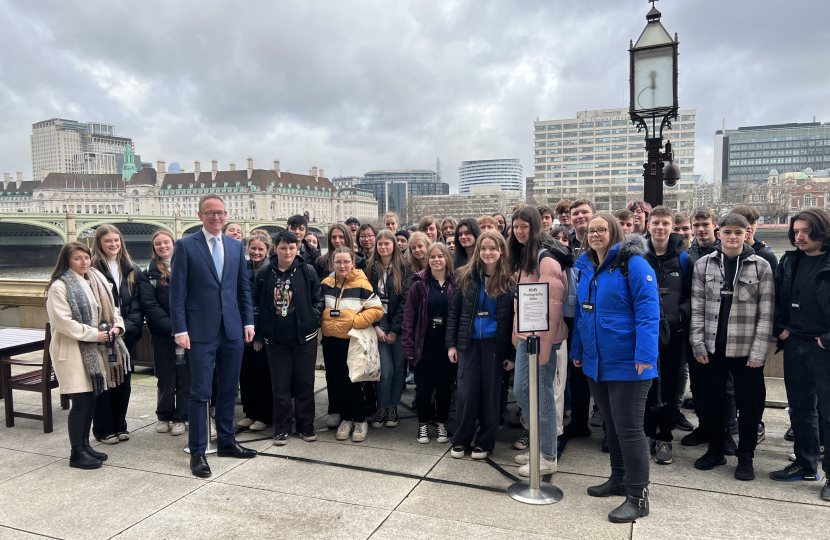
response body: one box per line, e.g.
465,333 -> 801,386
211,236 -> 223,281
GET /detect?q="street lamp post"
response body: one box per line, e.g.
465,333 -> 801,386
629,0 -> 682,207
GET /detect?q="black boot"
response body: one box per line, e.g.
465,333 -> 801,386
608,487 -> 649,523
69,445 -> 102,470
735,453 -> 755,481
587,477 -> 626,497
84,441 -> 108,462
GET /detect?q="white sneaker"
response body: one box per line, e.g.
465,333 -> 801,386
436,423 -> 450,444
352,422 -> 369,442
515,452 -> 529,465
209,418 -> 217,439
336,420 -> 354,440
249,421 -> 271,431
237,417 -> 254,427
210,406 -> 216,418
156,420 -> 170,433
518,457 -> 557,477
327,414 -> 342,428
171,422 -> 186,436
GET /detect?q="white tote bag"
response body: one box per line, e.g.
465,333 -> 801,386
346,295 -> 382,382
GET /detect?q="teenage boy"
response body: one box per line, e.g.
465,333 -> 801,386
673,212 -> 694,251
627,200 -> 652,234
555,200 -> 572,230
770,209 -> 830,501
478,215 -> 498,232
613,209 -> 636,235
690,214 -> 773,481
730,205 -> 777,275
253,231 -> 324,446
643,206 -> 691,465
538,205 -> 554,234
287,215 -> 320,265
567,199 -> 594,254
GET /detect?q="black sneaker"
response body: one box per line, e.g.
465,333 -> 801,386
655,442 -> 673,465
385,406 -> 399,428
417,424 -> 430,444
513,430 -> 529,450
724,431 -> 737,456
681,427 -> 708,447
675,411 -> 694,432
735,454 -> 755,481
694,451 -> 727,471
589,409 -> 604,427
770,462 -> 820,482
450,445 -> 465,459
471,446 -> 490,460
784,427 -> 795,442
273,432 -> 289,446
757,422 -> 766,445
371,407 -> 387,429
822,479 -> 830,501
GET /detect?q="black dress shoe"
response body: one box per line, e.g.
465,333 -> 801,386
608,488 -> 649,523
587,477 -> 627,497
562,424 -> 592,439
83,441 -> 108,462
217,440 -> 257,458
69,445 -> 102,470
190,454 -> 212,478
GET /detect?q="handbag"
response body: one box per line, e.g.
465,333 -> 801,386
346,294 -> 381,382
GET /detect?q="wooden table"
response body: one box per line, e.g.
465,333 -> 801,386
0,328 -> 46,398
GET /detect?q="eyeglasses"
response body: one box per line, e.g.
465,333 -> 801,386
359,235 -> 376,240
587,228 -> 608,237
333,260 -> 353,266
201,211 -> 227,218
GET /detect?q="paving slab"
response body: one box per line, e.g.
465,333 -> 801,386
113,481 -> 390,540
0,526 -> 50,539
371,511 -> 569,540
0,447 -> 60,484
215,447 -> 421,510
0,460 -> 202,540
631,483 -> 830,540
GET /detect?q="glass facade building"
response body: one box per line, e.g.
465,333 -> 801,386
355,169 -> 449,215
718,122 -> 830,189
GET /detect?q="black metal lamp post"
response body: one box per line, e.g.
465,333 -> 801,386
629,0 -> 681,206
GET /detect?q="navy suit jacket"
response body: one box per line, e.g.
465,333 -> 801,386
169,231 -> 254,343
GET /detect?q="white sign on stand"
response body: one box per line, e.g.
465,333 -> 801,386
517,282 -> 549,333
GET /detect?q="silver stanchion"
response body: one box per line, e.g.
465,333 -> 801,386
184,403 -> 218,455
508,334 -> 563,505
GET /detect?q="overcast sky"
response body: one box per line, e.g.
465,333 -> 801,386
1,0 -> 828,191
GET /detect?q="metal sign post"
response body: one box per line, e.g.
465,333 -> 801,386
184,403 -> 218,455
508,283 -> 563,505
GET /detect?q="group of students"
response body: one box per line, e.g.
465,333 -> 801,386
41,193 -> 830,524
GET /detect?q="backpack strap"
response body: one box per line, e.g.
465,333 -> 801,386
537,248 -> 547,273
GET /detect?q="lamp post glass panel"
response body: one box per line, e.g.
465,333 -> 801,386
629,0 -> 680,206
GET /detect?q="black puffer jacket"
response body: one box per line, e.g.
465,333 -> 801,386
643,232 -> 691,334
253,254 -> 324,345
751,239 -> 778,277
445,270 -> 515,361
298,239 -> 320,266
368,261 -> 411,335
140,259 -> 172,337
95,257 -> 145,348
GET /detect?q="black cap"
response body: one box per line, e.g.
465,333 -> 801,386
345,217 -> 360,226
394,230 -> 410,240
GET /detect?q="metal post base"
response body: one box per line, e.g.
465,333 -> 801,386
507,480 -> 564,505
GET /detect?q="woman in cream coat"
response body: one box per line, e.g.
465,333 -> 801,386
45,242 -> 128,470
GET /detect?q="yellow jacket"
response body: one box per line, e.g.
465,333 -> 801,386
320,269 -> 383,339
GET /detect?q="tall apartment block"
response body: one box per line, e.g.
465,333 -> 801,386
533,108 -> 696,212
30,118 -> 136,181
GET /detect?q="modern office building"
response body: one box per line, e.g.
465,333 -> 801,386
355,169 -> 449,216
331,176 -> 364,189
533,108 -> 696,212
715,121 -> 830,190
30,118 -> 137,181
409,186 -> 522,221
458,159 -> 523,195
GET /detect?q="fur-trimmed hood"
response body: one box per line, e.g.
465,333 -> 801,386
618,233 -> 649,259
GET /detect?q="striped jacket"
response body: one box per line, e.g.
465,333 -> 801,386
689,247 -> 774,364
320,269 -> 384,339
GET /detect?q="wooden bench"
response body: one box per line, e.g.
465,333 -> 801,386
1,324 -> 69,433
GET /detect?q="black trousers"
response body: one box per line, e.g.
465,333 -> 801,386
415,328 -> 455,424
702,350 -> 766,457
92,370 -> 131,439
644,331 -> 684,442
687,341 -> 708,429
68,392 -> 96,447
451,338 -> 503,452
240,345 -> 273,424
587,377 -> 652,496
322,336 -> 365,423
784,336 -> 830,474
267,339 -> 318,435
152,335 -> 190,422
565,317 -> 591,430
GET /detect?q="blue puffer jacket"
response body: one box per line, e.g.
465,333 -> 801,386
570,234 -> 660,382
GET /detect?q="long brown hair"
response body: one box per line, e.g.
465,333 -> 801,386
408,232 -> 430,274
91,224 -> 137,295
585,213 -> 625,268
509,205 -> 544,275
425,242 -> 454,280
46,242 -> 92,292
319,223 -> 356,273
367,229 -> 406,295
457,231 -> 513,297
151,230 -> 176,286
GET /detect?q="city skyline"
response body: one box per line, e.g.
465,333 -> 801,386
0,1 -> 828,193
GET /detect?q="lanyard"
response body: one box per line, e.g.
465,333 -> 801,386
334,275 -> 347,311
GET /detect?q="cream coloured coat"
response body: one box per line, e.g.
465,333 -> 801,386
45,268 -> 125,394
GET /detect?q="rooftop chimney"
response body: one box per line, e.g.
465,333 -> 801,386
194,161 -> 201,176
156,161 -> 166,173
273,160 -> 281,178
16,172 -> 23,188
319,169 -> 324,179
211,160 -> 218,181
155,161 -> 167,187
229,162 -> 236,171
310,166 -> 318,177
247,157 -> 254,180
3,172 -> 10,189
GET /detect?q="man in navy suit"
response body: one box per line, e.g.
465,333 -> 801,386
170,194 -> 257,477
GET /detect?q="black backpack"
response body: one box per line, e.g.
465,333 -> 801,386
611,250 -> 671,348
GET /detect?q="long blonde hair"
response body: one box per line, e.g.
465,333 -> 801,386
408,232 -> 430,274
367,230 -> 406,295
456,231 -> 513,297
150,230 -> 175,286
91,224 -> 137,295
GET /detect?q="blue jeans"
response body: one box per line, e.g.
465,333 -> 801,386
377,322 -> 405,409
515,339 -> 559,459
